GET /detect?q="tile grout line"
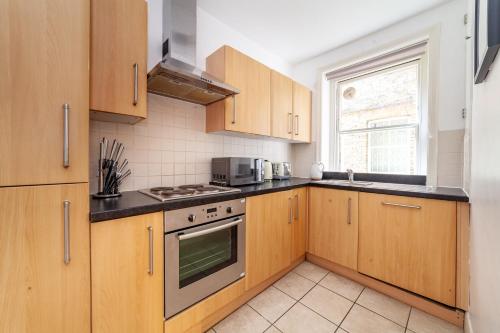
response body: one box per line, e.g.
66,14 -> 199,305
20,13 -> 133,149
405,307 -> 413,332
335,286 -> 366,332
353,302 -> 409,330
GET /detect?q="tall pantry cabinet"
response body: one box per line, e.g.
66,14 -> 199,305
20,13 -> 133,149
0,0 -> 90,332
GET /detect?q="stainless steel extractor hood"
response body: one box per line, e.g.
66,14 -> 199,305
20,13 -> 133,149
147,0 -> 239,105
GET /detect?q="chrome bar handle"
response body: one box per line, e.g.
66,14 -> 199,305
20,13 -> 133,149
147,226 -> 153,275
178,218 -> 243,240
294,194 -> 299,221
347,198 -> 352,225
231,95 -> 236,124
288,113 -> 293,134
63,104 -> 70,168
133,63 -> 139,106
288,197 -> 293,224
382,202 -> 422,209
294,115 -> 299,135
63,200 -> 71,265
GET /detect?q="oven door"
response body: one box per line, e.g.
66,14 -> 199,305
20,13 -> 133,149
165,215 -> 246,319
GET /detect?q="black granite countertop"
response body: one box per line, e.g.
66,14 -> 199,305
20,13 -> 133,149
90,177 -> 468,222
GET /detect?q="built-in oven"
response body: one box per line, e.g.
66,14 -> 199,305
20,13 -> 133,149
164,198 -> 246,319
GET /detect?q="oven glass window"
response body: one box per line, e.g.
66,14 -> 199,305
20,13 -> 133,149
179,225 -> 238,288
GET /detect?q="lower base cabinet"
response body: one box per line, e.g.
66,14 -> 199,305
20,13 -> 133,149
0,183 -> 90,333
358,193 -> 457,306
245,190 -> 307,291
91,212 -> 164,333
308,188 -> 359,270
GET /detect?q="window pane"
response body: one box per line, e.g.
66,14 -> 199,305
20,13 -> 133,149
339,127 -> 417,174
338,63 -> 419,132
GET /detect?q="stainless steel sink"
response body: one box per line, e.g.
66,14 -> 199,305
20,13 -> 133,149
315,180 -> 373,187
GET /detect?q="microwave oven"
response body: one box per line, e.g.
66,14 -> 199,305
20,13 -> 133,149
211,157 -> 264,186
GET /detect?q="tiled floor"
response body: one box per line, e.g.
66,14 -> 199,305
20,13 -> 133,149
207,261 -> 464,333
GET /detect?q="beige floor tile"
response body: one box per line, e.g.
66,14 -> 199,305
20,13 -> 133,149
264,325 -> 282,333
273,272 -> 315,300
407,308 -> 463,333
213,304 -> 270,333
275,303 -> 338,333
356,288 -> 411,326
293,261 -> 329,283
341,304 -> 405,333
248,286 -> 296,322
300,285 -> 353,325
318,272 -> 364,301
336,329 -> 348,333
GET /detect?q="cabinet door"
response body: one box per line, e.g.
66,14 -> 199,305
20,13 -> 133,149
271,71 -> 294,139
0,184 -> 90,333
291,188 -> 308,262
292,82 -> 312,143
246,191 -> 292,290
90,0 -> 147,121
358,193 -> 457,306
308,188 -> 358,270
0,0 -> 89,186
226,48 -> 271,136
91,212 -> 164,333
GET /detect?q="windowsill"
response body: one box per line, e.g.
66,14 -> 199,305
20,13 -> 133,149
322,171 -> 426,186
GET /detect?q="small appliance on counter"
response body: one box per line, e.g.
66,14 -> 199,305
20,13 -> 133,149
310,161 -> 325,180
92,137 -> 131,199
263,160 -> 273,181
211,157 -> 264,186
272,162 -> 292,180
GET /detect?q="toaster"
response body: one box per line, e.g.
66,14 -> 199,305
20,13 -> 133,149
272,162 -> 292,180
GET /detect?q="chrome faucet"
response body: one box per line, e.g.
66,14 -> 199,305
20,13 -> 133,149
346,169 -> 354,183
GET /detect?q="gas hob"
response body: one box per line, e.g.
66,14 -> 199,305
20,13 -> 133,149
139,184 -> 241,202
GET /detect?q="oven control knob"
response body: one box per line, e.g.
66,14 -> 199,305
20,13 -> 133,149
188,214 -> 196,223
226,207 -> 233,214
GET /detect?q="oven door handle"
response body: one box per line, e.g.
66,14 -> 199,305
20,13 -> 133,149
177,218 -> 244,241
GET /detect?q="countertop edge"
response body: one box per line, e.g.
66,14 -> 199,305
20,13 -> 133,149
90,179 -> 469,222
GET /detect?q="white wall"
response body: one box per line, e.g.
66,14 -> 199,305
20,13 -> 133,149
467,11 -> 500,332
147,0 -> 291,74
291,0 -> 467,185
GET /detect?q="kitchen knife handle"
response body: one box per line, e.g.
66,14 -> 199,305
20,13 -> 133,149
63,200 -> 71,265
232,95 -> 236,124
288,113 -> 293,134
133,63 -> 139,106
147,226 -> 154,275
63,104 -> 70,167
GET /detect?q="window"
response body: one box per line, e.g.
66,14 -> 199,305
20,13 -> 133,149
331,59 -> 425,175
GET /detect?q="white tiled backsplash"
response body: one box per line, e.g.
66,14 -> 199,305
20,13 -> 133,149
89,94 -> 292,193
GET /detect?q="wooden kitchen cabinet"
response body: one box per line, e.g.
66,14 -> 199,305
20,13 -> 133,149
91,212 -> 164,333
206,45 -> 271,136
271,70 -> 294,139
0,184 -> 90,333
292,81 -> 312,142
291,187 -> 308,262
246,191 -> 292,290
308,188 -> 359,270
358,193 -> 457,306
90,0 -> 148,123
0,0 -> 89,186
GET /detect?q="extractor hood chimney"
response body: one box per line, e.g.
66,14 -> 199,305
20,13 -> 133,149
147,0 -> 239,105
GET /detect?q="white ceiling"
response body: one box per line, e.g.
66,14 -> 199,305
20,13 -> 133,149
198,0 -> 451,64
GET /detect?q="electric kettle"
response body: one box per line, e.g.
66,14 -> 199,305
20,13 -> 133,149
310,162 -> 324,180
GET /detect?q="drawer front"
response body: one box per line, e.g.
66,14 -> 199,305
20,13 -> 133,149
358,193 -> 457,306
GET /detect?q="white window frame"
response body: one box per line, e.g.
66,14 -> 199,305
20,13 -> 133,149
329,57 -> 428,175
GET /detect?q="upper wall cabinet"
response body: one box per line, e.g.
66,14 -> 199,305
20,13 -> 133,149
292,82 -> 312,143
206,46 -> 271,136
206,45 -> 311,142
270,72 -> 312,143
90,0 -> 148,124
271,71 -> 294,140
0,0 -> 89,186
